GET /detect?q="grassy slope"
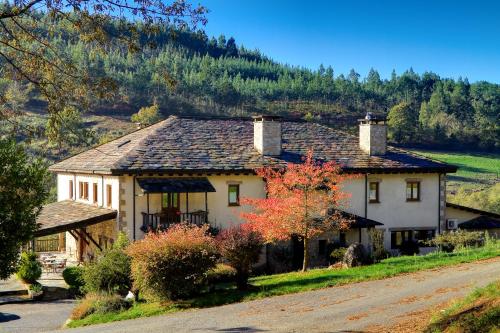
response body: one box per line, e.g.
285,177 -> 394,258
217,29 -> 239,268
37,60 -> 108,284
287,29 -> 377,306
68,242 -> 500,328
411,150 -> 500,192
426,280 -> 500,333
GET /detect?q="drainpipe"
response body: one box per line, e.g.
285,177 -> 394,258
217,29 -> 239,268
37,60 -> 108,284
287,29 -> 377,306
101,175 -> 104,207
438,173 -> 442,234
133,175 -> 136,241
361,174 -> 368,243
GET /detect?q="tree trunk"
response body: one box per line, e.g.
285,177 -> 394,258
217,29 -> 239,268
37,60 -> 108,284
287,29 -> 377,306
302,237 -> 309,272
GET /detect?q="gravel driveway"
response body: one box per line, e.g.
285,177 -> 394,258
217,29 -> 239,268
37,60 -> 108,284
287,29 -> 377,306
40,257 -> 500,333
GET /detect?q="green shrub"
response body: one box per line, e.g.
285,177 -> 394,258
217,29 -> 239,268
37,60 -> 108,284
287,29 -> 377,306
71,293 -> 131,320
217,226 -> 263,290
126,223 -> 219,301
429,230 -> 485,252
206,264 -> 237,285
29,282 -> 43,293
369,228 -> 389,262
16,252 -> 42,283
63,266 -> 85,294
83,233 -> 131,295
330,247 -> 347,263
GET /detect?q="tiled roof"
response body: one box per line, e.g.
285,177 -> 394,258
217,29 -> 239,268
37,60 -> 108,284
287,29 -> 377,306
49,116 -> 457,174
35,200 -> 117,237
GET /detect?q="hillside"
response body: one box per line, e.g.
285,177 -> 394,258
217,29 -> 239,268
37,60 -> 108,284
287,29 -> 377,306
0,14 -> 498,153
412,150 -> 500,214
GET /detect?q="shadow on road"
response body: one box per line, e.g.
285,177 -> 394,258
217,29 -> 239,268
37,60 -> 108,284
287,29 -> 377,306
0,312 -> 21,323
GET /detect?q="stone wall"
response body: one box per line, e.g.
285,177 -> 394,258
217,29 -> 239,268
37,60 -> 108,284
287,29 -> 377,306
253,119 -> 281,156
359,123 -> 387,156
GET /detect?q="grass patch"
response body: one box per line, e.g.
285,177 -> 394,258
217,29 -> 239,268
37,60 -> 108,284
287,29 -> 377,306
426,280 -> 500,333
411,150 -> 500,190
68,242 -> 500,328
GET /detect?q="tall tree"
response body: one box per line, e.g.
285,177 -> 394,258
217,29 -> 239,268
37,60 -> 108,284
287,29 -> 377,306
0,0 -> 207,138
0,140 -> 49,279
241,150 -> 354,272
387,102 -> 417,143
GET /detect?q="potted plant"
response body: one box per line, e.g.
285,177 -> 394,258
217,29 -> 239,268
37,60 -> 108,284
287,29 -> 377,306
28,283 -> 44,300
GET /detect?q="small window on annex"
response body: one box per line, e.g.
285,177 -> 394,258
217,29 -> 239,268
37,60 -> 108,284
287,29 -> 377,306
228,184 -> 240,206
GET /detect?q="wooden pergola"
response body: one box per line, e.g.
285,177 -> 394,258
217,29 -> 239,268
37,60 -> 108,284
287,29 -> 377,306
35,200 -> 117,261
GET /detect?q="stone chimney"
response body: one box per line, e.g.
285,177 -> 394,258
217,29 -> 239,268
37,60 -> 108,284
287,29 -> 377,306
253,115 -> 282,156
358,112 -> 387,156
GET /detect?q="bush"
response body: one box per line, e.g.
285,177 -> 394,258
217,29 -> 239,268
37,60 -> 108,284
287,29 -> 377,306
429,230 -> 485,252
217,226 -> 263,290
71,293 -> 131,320
329,247 -> 347,264
63,266 -> 85,294
126,223 -> 219,301
16,252 -> 42,283
399,240 -> 420,256
369,228 -> 389,262
83,233 -> 131,295
206,264 -> 237,286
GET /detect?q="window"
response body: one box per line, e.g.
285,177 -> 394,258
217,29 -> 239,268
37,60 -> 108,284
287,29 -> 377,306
406,181 -> 420,201
391,229 -> 435,249
391,230 -> 413,249
93,183 -> 98,203
414,229 -> 435,246
369,182 -> 379,203
69,180 -> 73,199
161,193 -> 179,210
106,184 -> 112,207
228,184 -> 240,206
79,181 -> 89,200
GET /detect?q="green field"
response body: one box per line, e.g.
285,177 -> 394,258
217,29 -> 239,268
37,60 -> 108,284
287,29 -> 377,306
411,150 -> 500,191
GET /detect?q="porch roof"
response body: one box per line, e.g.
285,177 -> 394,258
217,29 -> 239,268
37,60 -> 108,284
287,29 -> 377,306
459,216 -> 500,230
35,200 -> 117,237
137,177 -> 216,193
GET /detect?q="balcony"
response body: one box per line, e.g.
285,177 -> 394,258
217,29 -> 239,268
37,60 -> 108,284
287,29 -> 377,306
141,210 -> 208,232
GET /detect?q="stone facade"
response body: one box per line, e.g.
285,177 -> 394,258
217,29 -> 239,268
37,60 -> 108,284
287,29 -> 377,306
359,123 -> 387,156
253,117 -> 282,156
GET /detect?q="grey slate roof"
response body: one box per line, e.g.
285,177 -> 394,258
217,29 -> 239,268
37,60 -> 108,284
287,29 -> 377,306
49,116 -> 457,174
35,200 -> 117,237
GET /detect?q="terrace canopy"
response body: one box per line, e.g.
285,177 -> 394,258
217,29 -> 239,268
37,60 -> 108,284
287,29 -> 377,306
137,177 -> 216,193
35,200 -> 117,237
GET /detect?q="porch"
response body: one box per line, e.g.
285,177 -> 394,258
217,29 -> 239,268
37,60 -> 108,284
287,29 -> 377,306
137,177 -> 216,232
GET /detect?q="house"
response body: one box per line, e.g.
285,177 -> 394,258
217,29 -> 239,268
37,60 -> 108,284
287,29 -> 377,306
445,202 -> 500,237
38,114 -> 458,264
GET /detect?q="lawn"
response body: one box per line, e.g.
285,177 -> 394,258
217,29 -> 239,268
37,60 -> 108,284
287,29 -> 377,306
426,280 -> 500,333
411,150 -> 500,191
68,241 -> 500,328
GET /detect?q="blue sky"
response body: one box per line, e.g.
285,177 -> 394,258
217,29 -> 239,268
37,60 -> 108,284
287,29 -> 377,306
201,0 -> 500,83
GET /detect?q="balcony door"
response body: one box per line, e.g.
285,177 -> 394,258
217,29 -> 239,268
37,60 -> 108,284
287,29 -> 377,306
162,193 -> 180,222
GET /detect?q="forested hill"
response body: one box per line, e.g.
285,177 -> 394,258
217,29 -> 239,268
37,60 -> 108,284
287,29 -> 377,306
2,18 -> 500,150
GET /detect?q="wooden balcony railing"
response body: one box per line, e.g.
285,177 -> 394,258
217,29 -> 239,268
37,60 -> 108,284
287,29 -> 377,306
140,211 -> 208,232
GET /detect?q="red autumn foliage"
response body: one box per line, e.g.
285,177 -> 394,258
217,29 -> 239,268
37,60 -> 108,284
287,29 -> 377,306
241,150 -> 356,271
126,223 -> 218,301
217,225 -> 264,290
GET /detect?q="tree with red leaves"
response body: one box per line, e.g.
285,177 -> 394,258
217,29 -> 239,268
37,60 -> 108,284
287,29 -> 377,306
241,150 -> 355,272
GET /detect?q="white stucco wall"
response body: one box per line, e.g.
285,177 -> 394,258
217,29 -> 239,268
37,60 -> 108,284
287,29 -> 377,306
445,206 -> 480,224
56,173 -> 121,256
120,174 -> 267,240
56,171 -> 444,252
342,173 -> 441,249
